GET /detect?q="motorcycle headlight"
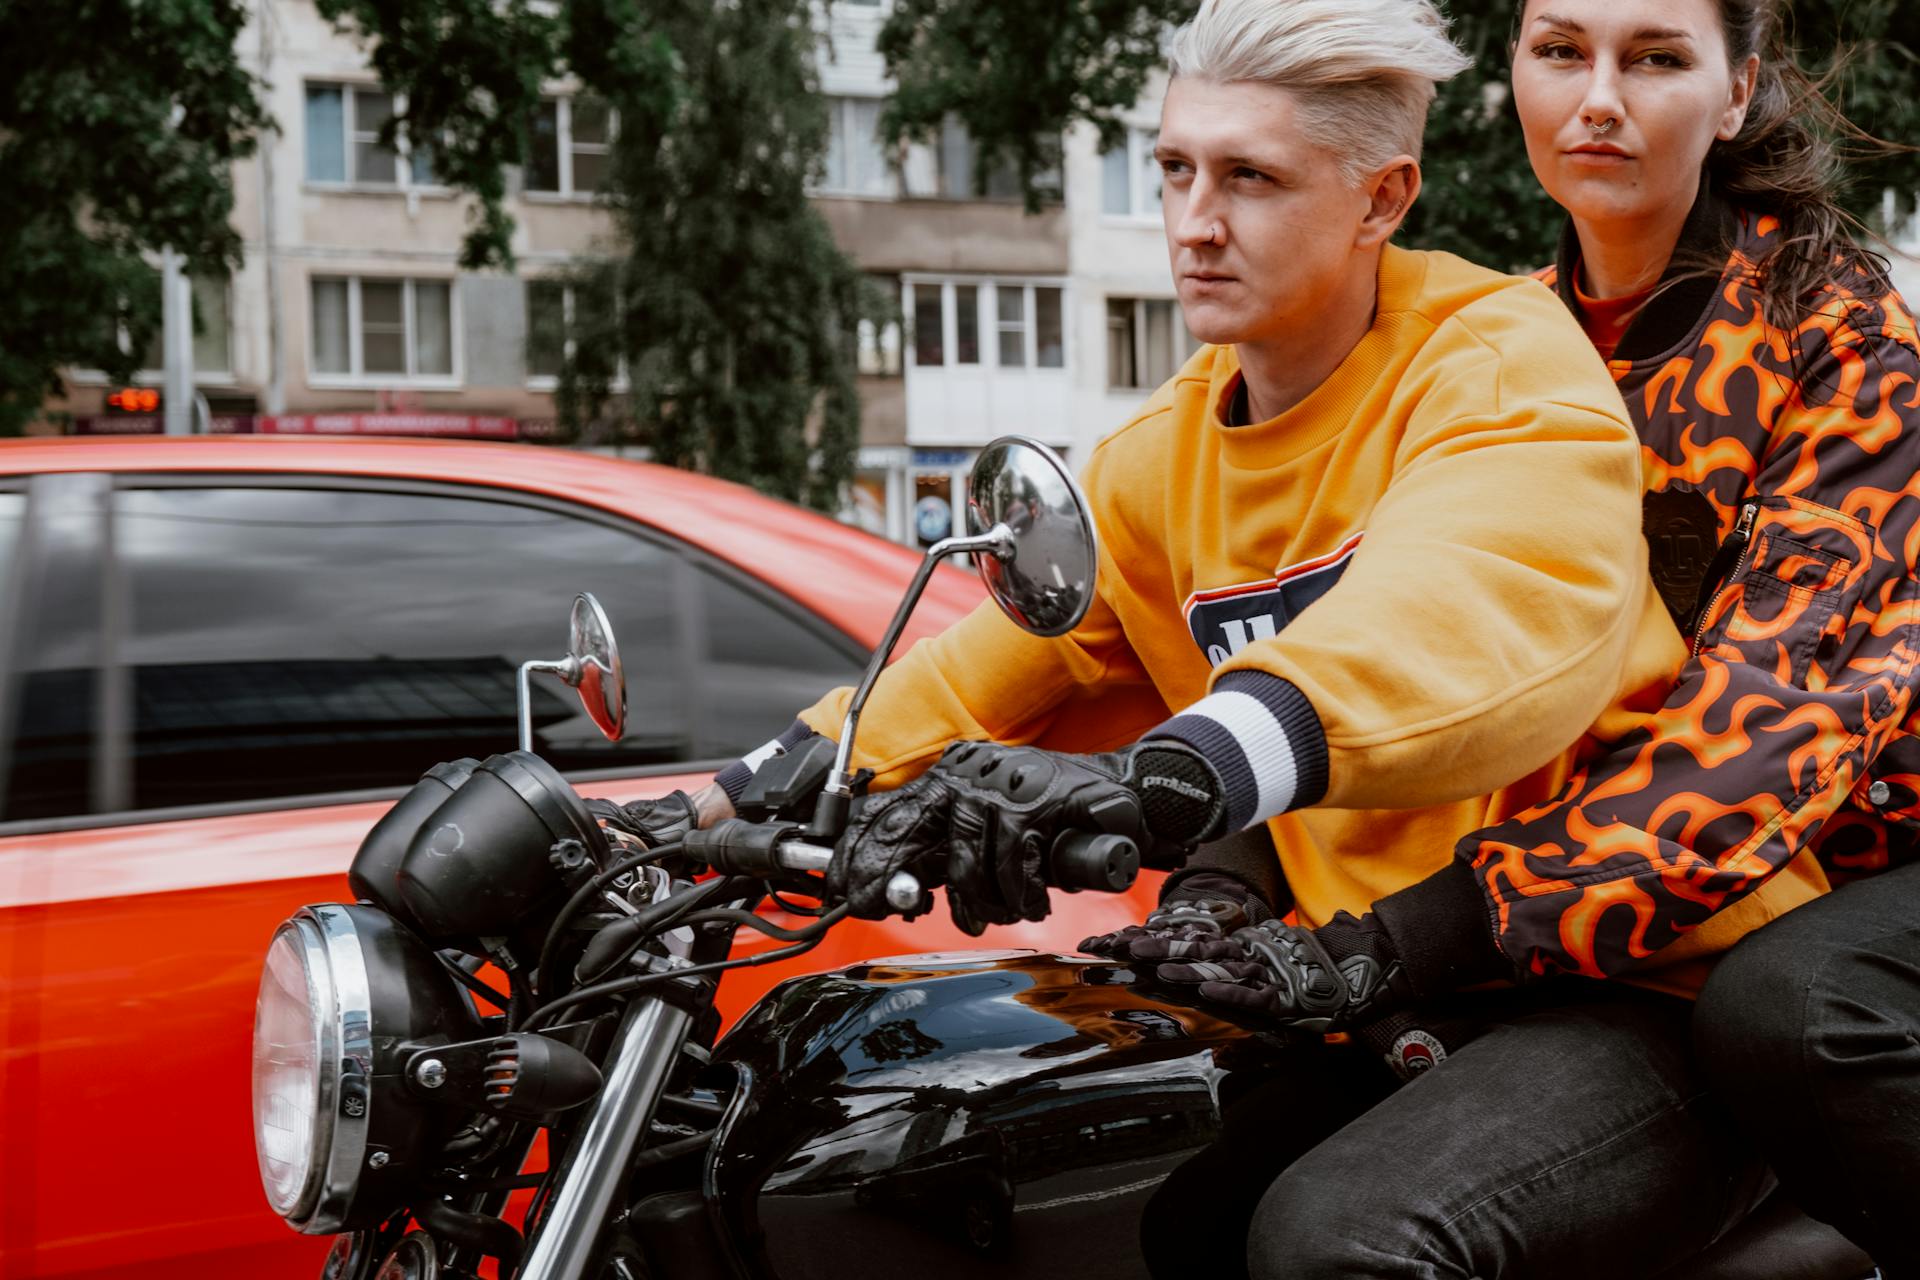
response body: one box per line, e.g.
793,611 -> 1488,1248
252,904 -> 482,1233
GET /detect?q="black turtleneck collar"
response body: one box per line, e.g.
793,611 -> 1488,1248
1552,180 -> 1742,365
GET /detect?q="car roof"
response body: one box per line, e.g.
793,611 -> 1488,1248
0,436 -> 981,647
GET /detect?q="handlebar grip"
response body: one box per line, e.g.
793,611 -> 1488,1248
1050,832 -> 1140,893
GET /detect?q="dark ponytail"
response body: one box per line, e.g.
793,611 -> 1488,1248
1708,0 -> 1896,329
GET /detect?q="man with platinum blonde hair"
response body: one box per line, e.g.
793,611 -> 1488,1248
650,1 -> 1763,1274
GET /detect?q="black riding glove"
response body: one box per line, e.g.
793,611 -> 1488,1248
1152,910 -> 1418,1033
589,790 -> 700,849
1079,871 -> 1276,966
830,738 -> 1228,934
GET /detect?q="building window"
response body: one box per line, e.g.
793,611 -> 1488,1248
310,276 -> 456,381
140,275 -> 232,376
912,283 -> 944,366
525,277 -> 625,386
927,117 -> 1061,202
820,96 -> 894,197
305,83 -> 434,187
1101,127 -> 1161,219
526,280 -> 568,379
996,286 -> 1025,368
953,284 -> 979,365
1107,297 -> 1196,390
526,96 -> 615,197
857,276 -> 903,375
907,279 -> 1065,371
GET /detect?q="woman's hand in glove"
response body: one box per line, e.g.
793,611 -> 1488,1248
588,790 -> 701,848
1079,871 -> 1274,966
1152,910 -> 1418,1033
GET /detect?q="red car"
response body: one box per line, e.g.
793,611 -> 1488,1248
0,438 -> 1165,1279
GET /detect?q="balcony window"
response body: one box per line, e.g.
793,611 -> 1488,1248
1107,297 -> 1196,390
909,280 -> 1066,371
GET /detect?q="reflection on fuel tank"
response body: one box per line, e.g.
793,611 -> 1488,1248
709,950 -> 1285,1280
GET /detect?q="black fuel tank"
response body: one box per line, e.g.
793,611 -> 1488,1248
706,950 -> 1279,1280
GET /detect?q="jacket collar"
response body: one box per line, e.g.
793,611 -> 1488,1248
1553,180 -> 1742,364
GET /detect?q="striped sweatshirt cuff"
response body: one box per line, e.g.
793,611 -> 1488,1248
1145,671 -> 1328,832
714,719 -> 820,805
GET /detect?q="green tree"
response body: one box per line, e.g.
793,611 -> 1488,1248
0,0 -> 270,435
316,0 -> 876,508
876,0 -> 1920,273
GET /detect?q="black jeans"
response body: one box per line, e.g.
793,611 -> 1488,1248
1142,983 -> 1765,1279
1694,858 -> 1920,1279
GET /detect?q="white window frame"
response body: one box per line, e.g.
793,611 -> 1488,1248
1100,126 -> 1162,224
522,96 -> 618,201
307,275 -> 463,389
523,278 -> 628,390
304,81 -> 445,194
1106,296 -> 1195,391
901,275 -> 1069,373
815,95 -> 898,199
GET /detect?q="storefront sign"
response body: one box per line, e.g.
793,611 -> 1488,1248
256,414 -> 519,438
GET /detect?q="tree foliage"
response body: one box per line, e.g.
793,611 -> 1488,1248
0,0 -> 269,435
877,0 -> 1920,273
318,0 -> 874,508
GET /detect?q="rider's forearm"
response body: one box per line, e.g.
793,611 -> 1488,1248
690,781 -> 735,827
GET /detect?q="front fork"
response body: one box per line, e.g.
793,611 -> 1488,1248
320,883 -> 703,1280
515,992 -> 694,1278
517,869 -> 699,1280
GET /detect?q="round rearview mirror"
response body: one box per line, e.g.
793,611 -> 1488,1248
966,437 -> 1098,638
568,592 -> 626,743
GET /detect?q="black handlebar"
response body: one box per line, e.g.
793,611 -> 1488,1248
687,821 -> 1141,909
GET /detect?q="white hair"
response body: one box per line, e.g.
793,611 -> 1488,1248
1167,0 -> 1473,183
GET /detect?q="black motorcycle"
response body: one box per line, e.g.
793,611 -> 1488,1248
247,437 -> 1876,1280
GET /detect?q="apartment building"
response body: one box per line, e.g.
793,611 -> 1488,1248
55,0 -> 1915,547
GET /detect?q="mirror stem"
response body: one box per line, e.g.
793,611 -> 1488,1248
516,658 -> 575,754
823,525 -> 1015,807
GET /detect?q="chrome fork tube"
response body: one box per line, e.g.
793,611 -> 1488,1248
515,994 -> 692,1279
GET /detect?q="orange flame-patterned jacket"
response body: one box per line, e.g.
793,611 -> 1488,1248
1460,188 -> 1920,983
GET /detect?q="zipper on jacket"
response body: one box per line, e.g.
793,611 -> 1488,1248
1691,501 -> 1758,655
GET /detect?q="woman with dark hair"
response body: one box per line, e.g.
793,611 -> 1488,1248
1494,3 -> 1920,1269
1095,0 -> 1920,1271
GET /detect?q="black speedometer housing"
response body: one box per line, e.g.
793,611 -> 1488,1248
349,759 -> 479,925
396,751 -> 609,943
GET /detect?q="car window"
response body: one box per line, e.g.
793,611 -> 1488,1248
94,484 -> 858,814
691,567 -> 862,758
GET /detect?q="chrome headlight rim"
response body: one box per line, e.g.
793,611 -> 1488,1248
261,905 -> 375,1233
308,903 -> 376,1233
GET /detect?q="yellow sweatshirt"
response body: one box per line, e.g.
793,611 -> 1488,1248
802,245 -> 1686,941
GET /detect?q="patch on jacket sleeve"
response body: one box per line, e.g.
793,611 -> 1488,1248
1184,533 -> 1362,667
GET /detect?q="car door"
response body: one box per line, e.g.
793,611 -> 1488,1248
0,472 -> 866,1279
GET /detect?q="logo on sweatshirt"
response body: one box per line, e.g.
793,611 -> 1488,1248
1184,533 -> 1363,667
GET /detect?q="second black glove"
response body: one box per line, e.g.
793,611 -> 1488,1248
936,738 -> 1228,936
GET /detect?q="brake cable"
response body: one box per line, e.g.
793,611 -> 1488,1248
518,906 -> 850,1033
532,842 -> 684,1012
